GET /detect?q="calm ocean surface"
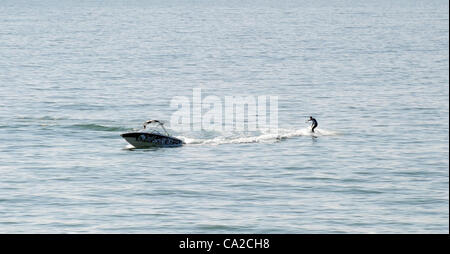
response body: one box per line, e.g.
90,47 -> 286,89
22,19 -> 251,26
0,0 -> 448,233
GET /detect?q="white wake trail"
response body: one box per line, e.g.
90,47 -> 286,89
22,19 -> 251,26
176,128 -> 338,145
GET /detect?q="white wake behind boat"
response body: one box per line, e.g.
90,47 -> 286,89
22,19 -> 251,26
121,120 -> 184,148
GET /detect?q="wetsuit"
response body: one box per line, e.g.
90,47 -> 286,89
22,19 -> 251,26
309,118 -> 318,133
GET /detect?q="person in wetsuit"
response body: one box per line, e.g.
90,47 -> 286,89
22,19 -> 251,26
307,116 -> 318,133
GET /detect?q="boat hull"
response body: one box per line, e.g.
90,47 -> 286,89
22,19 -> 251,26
121,132 -> 183,148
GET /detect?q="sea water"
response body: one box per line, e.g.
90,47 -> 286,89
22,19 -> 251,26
0,0 -> 448,233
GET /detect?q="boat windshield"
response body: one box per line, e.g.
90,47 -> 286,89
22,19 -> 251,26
142,120 -> 170,136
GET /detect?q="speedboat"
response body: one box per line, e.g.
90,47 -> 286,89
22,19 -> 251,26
121,120 -> 184,148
